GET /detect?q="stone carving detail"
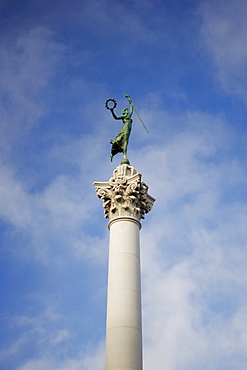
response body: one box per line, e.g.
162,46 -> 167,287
94,165 -> 155,221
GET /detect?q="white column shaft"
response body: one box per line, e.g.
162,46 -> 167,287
106,217 -> 142,370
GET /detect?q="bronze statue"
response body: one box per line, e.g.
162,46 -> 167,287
106,93 -> 133,164
105,93 -> 149,164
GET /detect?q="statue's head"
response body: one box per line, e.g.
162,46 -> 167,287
122,108 -> 128,116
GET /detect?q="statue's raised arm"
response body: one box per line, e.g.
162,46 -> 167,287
123,92 -> 134,116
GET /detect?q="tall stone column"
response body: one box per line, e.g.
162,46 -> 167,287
94,164 -> 155,370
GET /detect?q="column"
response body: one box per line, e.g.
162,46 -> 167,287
94,164 -> 155,370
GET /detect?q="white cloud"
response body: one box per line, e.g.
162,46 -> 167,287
134,109 -> 247,369
0,161 -> 32,228
16,341 -> 105,370
0,26 -> 65,152
69,0 -> 157,47
199,0 -> 247,102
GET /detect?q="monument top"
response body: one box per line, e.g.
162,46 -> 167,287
93,164 -> 155,224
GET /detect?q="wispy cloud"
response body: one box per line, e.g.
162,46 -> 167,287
0,26 -> 65,152
135,108 -> 247,369
16,341 -> 105,370
199,0 -> 247,102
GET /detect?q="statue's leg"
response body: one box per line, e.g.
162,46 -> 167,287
123,142 -> 127,159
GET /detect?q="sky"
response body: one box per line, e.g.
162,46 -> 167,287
0,0 -> 247,369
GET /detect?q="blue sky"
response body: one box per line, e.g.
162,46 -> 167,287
1,0 -> 247,369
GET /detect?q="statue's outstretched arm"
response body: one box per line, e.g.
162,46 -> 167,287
110,109 -> 123,120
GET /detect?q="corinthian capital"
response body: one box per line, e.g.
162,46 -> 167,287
94,164 -> 155,222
